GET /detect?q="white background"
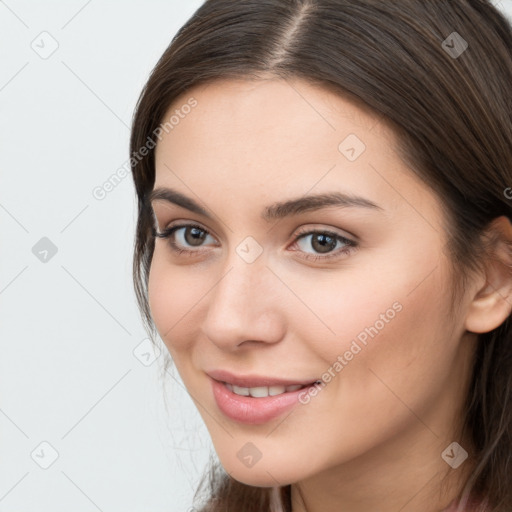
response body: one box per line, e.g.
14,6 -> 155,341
1,1 -> 511,511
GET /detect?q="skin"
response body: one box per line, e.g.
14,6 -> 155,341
147,77 -> 512,512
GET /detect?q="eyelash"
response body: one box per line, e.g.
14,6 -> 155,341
153,222 -> 358,262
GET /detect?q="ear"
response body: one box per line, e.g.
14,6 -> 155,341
465,216 -> 512,334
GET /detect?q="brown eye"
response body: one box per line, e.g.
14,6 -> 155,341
182,226 -> 208,246
291,229 -> 357,262
153,223 -> 217,255
309,233 -> 338,253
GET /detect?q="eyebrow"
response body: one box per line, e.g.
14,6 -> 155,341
147,187 -> 383,222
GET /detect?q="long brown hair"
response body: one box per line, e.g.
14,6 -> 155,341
129,1 -> 512,510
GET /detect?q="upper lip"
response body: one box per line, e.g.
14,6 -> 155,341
207,369 -> 318,388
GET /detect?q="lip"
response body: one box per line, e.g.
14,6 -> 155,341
209,376 -> 319,425
206,369 -> 318,388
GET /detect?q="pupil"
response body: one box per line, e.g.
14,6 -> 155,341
312,234 -> 336,254
185,227 -> 206,246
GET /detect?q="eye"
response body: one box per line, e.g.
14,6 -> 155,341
153,223 -> 217,256
290,228 -> 357,262
152,223 -> 358,262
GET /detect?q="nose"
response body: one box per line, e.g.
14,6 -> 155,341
201,254 -> 287,351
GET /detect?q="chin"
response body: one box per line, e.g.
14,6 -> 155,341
218,454 -> 307,488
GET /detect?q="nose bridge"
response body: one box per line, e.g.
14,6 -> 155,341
216,232 -> 272,303
210,250 -> 270,320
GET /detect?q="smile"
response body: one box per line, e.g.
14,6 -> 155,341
210,377 -> 320,424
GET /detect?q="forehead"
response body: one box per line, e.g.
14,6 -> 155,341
152,77 -> 441,231
155,77 -> 392,179
156,77 -> 388,158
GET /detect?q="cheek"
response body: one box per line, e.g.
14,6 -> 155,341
273,263 -> 406,367
147,249 -> 208,354
281,243 -> 452,382
267,260 -> 453,465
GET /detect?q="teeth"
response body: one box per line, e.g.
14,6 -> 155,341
225,383 -> 307,397
269,385 -> 286,396
248,386 -> 269,398
232,385 -> 249,396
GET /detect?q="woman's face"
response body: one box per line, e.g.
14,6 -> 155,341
148,78 -> 477,489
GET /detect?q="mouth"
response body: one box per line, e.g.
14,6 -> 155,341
206,368 -> 320,390
210,376 -> 321,424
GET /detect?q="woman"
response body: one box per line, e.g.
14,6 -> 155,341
129,1 -> 512,510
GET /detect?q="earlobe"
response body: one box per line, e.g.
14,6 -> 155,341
465,216 -> 512,334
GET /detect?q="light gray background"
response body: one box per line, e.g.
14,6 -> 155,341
1,1 -> 511,511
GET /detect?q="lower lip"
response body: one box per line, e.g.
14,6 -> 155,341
210,378 -> 316,425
